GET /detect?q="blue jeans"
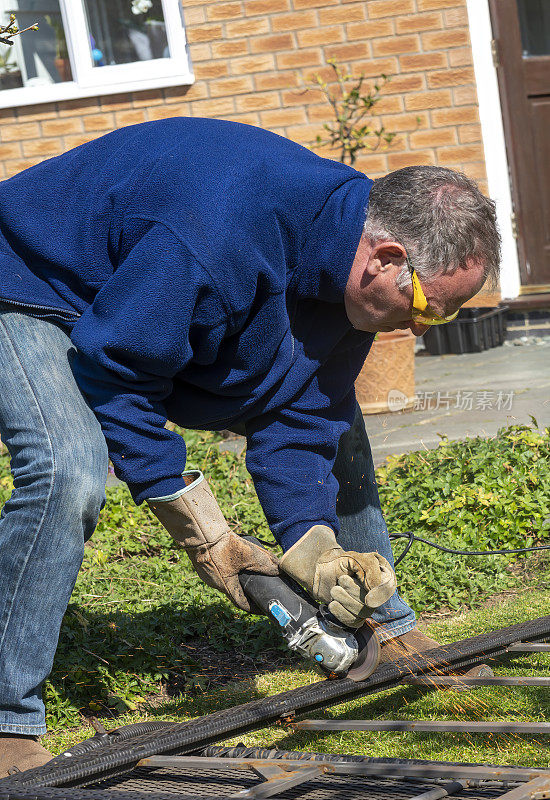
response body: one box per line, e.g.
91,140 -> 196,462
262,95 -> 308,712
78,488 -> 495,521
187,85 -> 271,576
0,307 -> 414,734
333,404 -> 416,642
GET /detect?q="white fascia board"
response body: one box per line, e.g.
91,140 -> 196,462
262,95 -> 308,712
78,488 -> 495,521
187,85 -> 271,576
466,0 -> 521,300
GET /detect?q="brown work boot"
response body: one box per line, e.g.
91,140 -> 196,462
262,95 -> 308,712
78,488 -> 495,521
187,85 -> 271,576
380,628 -> 494,681
0,734 -> 52,779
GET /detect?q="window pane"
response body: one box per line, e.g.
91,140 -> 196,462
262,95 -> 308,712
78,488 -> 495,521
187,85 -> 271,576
83,0 -> 169,68
517,0 -> 550,56
0,0 -> 72,90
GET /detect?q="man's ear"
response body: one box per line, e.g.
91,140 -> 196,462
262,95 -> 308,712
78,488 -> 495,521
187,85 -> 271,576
366,241 -> 407,276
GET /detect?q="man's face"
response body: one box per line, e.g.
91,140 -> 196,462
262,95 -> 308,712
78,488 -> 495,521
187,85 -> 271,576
344,237 -> 486,336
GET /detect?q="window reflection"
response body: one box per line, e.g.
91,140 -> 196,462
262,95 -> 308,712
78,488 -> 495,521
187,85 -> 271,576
517,0 -> 550,56
83,0 -> 169,68
0,0 -> 71,90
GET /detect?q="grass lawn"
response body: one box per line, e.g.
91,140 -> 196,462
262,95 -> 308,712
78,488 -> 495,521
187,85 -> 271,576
0,425 -> 548,766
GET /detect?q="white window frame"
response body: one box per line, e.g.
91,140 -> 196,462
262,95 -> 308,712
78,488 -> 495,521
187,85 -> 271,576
0,0 -> 194,110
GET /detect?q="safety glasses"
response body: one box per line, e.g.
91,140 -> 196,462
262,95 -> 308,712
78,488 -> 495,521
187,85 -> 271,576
406,254 -> 460,326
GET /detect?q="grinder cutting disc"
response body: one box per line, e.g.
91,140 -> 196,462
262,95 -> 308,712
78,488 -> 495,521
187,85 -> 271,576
346,624 -> 381,682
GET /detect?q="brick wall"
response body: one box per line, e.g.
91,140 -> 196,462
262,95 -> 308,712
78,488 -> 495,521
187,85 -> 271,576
0,0 -> 487,194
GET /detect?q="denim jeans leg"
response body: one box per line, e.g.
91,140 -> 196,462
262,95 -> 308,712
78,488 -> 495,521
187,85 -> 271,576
0,306 -> 108,734
333,402 -> 416,642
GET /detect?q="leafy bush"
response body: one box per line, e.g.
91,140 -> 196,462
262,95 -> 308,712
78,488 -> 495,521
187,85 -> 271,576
0,423 -> 548,728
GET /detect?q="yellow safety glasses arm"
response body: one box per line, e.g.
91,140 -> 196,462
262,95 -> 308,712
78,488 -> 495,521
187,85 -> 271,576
406,254 -> 460,326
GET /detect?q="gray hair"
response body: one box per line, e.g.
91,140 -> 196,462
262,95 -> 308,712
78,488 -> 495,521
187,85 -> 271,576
363,166 -> 501,290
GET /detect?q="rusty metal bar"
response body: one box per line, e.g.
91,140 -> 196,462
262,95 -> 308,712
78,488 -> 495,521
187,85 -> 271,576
230,763 -> 324,799
138,756 -> 550,784
290,719 -> 550,734
403,676 -> 550,688
494,776 -> 550,800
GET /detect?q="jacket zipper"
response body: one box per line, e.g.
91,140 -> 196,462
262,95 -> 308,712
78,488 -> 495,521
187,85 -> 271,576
0,297 -> 80,323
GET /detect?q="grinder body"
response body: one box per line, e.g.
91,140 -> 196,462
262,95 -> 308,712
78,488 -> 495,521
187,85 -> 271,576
239,540 -> 380,680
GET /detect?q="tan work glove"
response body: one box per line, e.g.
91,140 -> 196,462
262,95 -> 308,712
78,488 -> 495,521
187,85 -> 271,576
147,470 -> 279,612
280,524 -> 397,628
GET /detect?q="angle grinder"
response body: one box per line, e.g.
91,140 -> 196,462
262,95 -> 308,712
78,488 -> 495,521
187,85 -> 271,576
239,539 -> 381,681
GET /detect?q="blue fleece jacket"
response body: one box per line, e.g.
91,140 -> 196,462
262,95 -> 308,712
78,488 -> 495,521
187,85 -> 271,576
0,118 -> 373,551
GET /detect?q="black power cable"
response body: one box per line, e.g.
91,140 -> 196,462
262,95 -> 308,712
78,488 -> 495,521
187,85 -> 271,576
390,530 -> 550,567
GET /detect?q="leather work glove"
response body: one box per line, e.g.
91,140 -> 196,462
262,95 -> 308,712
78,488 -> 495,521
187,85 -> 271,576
148,471 -> 279,613
280,525 -> 397,628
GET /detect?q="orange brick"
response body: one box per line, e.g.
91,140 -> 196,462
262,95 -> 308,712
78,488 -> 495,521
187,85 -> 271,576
431,106 -> 479,126
319,4 -> 366,24
383,73 -> 425,93
437,144 -> 484,165
354,153 -> 388,173
5,158 -> 43,177
418,0 -> 464,8
307,103 -> 337,122
368,0 -> 415,18
272,10 -> 317,31
284,122 -> 324,145
40,118 -> 83,137
382,111 -> 429,132
260,107 -> 307,127
235,92 -> 279,112
57,97 -> 100,117
147,104 -> 190,121
396,12 -> 443,33
177,82 -> 208,101
461,161 -> 487,181
325,42 -> 369,60
22,138 -> 63,157
372,34 -> 420,57
245,0 -> 290,12
297,26 -> 344,47
0,108 -> 17,123
422,30 -> 469,50
404,89 -> 452,111
188,42 -> 212,61
349,57 -> 399,77
0,142 -> 22,159
1,121 -> 40,141
459,124 -> 481,144
231,54 -> 275,74
428,67 -> 474,89
371,95 -> 403,113
191,97 -> 235,116
183,6 -> 206,24
282,87 -> 323,106
83,113 -> 115,132
62,133 -> 102,149
206,2 -> 242,21
444,7 -> 468,26
115,109 -> 148,127
223,113 -> 261,126
99,94 -> 133,112
210,76 -> 254,98
387,150 -> 435,169
410,127 -> 456,148
16,103 -> 57,122
186,23 -> 223,43
453,86 -> 477,105
276,48 -> 322,69
293,0 -> 338,8
347,20 -> 394,40
211,39 -> 248,57
250,33 -> 294,53
255,72 -> 299,91
132,89 -> 164,107
449,47 -> 473,67
400,52 -> 447,71
195,60 -> 230,79
225,18 -> 269,37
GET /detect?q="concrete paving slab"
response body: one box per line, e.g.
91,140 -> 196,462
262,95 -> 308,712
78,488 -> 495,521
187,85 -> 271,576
365,340 -> 550,466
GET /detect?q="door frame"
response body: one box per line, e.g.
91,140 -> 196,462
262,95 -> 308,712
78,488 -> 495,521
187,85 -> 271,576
465,0 -> 520,300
